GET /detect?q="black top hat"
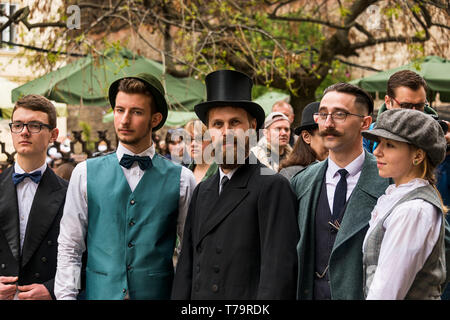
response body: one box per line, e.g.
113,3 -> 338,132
294,102 -> 320,135
194,70 -> 266,129
108,73 -> 168,131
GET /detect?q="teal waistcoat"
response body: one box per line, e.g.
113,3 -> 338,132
86,153 -> 181,300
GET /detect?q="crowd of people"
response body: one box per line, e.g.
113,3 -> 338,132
0,67 -> 449,300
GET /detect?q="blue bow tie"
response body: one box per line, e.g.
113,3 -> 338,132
119,154 -> 153,171
12,171 -> 42,185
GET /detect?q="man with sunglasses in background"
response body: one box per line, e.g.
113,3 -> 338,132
0,94 -> 68,300
363,70 -> 450,153
292,83 -> 391,299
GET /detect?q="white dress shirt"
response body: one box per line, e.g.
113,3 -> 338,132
14,162 -> 47,252
326,151 -> 365,214
54,142 -> 196,300
363,178 -> 441,300
218,167 -> 238,194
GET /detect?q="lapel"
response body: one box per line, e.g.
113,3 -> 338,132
296,160 -> 328,250
0,166 -> 20,261
332,151 -> 389,252
21,167 -> 66,267
195,162 -> 253,247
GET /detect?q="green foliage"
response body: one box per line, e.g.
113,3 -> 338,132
79,121 -> 96,151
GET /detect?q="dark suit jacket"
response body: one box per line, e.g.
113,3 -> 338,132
0,165 -> 68,299
172,160 -> 299,300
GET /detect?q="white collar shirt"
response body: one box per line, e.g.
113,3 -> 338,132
14,161 -> 47,252
325,151 -> 365,214
218,167 -> 238,194
115,142 -> 155,192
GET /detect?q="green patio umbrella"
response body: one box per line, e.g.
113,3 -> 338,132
350,56 -> 450,103
11,48 -> 205,111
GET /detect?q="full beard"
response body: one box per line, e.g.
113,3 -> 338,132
213,135 -> 250,170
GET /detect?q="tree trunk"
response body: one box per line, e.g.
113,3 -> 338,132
290,89 -> 317,128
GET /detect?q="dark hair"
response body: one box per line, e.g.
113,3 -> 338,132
165,128 -> 184,146
279,128 -> 317,169
387,70 -> 427,98
323,82 -> 374,115
13,94 -> 57,128
117,78 -> 155,112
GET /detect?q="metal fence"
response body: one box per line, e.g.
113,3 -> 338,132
0,129 -> 116,171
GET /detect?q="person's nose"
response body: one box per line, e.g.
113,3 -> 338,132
20,124 -> 31,136
120,110 -> 131,125
373,143 -> 382,157
323,114 -> 336,128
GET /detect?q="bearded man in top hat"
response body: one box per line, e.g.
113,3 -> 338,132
54,73 -> 196,300
171,70 -> 299,300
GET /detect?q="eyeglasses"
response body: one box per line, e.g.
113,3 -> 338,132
389,96 -> 428,111
313,111 -> 365,123
9,121 -> 53,133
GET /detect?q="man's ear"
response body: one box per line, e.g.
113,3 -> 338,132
151,112 -> 163,129
361,115 -> 372,131
250,117 -> 257,130
50,128 -> 59,144
384,95 -> 392,110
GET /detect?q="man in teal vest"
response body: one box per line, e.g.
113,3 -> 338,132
54,73 -> 196,300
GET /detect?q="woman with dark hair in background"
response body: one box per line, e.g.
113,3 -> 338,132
279,102 -> 328,180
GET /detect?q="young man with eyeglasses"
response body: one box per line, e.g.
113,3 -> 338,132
0,94 -> 68,300
363,70 -> 447,153
291,83 -> 391,299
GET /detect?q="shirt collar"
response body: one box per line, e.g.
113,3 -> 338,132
327,150 -> 365,179
14,161 -> 47,175
116,142 -> 155,161
218,166 -> 238,183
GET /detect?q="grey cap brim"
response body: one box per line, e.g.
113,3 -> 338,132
361,128 -> 411,144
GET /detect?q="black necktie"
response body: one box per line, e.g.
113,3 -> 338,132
219,176 -> 229,195
119,154 -> 153,171
12,171 -> 42,185
333,169 -> 348,216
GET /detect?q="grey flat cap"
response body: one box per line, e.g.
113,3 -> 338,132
361,108 -> 446,167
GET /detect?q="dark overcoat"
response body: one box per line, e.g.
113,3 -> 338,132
0,165 -> 68,299
172,160 -> 299,299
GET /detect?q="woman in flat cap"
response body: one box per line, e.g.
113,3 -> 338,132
361,108 -> 447,299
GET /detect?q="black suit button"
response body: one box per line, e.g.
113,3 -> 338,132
216,247 -> 222,254
41,257 -> 48,263
212,284 -> 219,293
47,240 -> 53,246
1,264 -> 5,269
35,273 -> 40,278
213,265 -> 220,273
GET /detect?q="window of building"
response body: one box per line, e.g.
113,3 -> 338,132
0,3 -> 18,51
